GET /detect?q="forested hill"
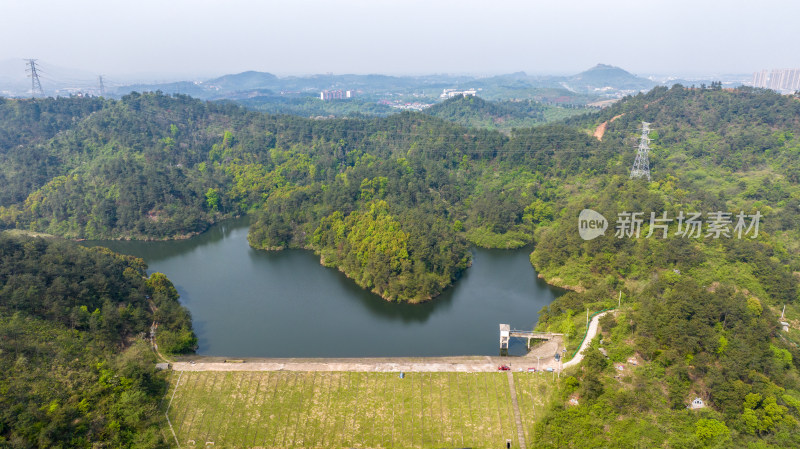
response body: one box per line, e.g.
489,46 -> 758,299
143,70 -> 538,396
526,86 -> 800,446
2,88 -> 800,303
571,84 -> 800,131
235,95 -> 395,118
0,92 -> 603,302
0,97 -> 105,206
0,233 -> 194,447
424,95 -> 546,129
424,94 -> 588,131
0,93 -> 486,238
569,85 -> 800,175
3,87 -> 800,444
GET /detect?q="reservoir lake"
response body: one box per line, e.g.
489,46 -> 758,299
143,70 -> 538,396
86,217 -> 563,358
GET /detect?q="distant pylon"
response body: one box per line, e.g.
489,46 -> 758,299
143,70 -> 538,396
630,121 -> 651,181
25,59 -> 44,98
98,75 -> 105,96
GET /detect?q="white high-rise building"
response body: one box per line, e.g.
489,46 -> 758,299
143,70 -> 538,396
751,69 -> 800,93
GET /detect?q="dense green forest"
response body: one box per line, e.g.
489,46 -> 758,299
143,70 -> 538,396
235,93 -> 589,132
424,94 -> 590,131
0,92 -> 600,301
0,233 -> 195,447
3,86 -> 800,444
526,86 -> 800,447
235,95 -> 395,117
1,88 -> 799,302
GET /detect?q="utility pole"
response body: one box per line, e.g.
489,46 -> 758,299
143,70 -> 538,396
25,59 -> 44,98
618,291 -> 622,308
781,304 -> 786,320
630,121 -> 651,181
98,75 -> 105,97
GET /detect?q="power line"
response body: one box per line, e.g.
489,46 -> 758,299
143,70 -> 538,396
25,59 -> 45,98
629,121 -> 651,181
19,61 -> 112,96
34,62 -> 95,85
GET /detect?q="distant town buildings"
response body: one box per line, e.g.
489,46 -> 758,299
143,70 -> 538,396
378,99 -> 432,111
440,88 -> 478,99
320,90 -> 354,100
751,69 -> 800,93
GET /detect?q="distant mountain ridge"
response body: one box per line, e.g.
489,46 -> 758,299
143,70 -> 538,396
204,70 -> 279,91
0,62 -> 733,103
565,63 -> 656,91
109,64 -> 658,100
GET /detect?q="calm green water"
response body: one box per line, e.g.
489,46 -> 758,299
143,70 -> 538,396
85,217 -> 562,357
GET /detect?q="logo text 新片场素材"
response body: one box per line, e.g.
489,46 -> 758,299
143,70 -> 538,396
578,209 -> 761,241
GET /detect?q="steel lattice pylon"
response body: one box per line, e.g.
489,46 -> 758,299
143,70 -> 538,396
630,121 -> 651,181
25,59 -> 44,98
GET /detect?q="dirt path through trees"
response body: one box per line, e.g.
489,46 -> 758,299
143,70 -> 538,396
593,113 -> 625,141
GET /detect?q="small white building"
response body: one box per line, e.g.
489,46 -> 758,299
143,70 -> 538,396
440,88 -> 478,99
689,397 -> 706,409
320,90 -> 353,101
499,324 -> 510,350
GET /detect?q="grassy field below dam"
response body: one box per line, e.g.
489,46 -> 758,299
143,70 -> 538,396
163,370 -> 556,448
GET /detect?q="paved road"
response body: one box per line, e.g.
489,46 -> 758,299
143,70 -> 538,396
562,310 -> 615,369
172,353 -> 564,373
170,333 -> 568,373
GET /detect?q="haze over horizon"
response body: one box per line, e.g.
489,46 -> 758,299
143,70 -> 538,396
1,0 -> 798,80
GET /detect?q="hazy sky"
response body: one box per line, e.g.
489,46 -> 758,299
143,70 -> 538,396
1,0 -> 798,80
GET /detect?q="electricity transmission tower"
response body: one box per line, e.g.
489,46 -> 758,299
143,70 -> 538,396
25,59 -> 45,98
98,75 -> 105,96
629,121 -> 651,181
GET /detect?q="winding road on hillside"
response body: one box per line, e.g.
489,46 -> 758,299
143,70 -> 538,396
562,310 -> 615,369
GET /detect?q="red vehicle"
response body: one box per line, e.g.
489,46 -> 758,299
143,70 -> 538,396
527,367 -> 536,372
498,365 -> 511,371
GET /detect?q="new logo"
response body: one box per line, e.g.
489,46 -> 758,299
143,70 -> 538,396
578,209 -> 608,240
